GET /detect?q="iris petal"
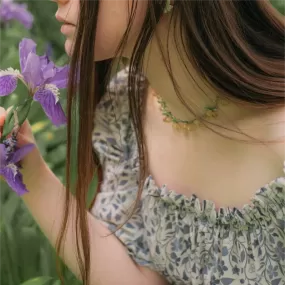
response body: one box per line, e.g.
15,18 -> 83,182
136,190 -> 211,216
19,38 -> 37,72
10,3 -> 33,29
39,54 -> 50,70
0,75 -> 17,96
34,88 -> 66,126
42,61 -> 56,81
22,53 -> 44,88
10,143 -> 35,164
0,166 -> 29,195
0,144 -> 7,167
0,2 -> 33,30
47,65 -> 69,89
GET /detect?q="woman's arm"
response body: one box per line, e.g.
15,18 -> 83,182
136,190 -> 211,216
22,165 -> 168,285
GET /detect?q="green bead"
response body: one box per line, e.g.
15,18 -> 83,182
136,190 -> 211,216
164,0 -> 173,14
155,94 -> 220,129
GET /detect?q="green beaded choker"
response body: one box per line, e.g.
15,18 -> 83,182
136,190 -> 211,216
153,92 -> 230,131
164,0 -> 173,13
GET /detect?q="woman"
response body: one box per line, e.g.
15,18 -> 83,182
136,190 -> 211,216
0,0 -> 284,284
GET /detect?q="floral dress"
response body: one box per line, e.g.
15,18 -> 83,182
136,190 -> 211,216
90,67 -> 285,285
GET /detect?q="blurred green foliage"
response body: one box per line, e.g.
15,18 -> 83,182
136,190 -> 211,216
0,1 -> 82,285
0,1 -> 284,285
271,0 -> 285,14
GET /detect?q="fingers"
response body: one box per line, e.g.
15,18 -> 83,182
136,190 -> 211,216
0,106 -> 34,142
0,107 -> 6,137
0,106 -> 6,121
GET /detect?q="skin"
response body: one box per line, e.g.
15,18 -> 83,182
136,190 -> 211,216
54,0 -> 285,206
0,2 -> 168,284
55,0 -> 147,59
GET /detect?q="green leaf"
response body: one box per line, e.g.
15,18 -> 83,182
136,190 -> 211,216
1,105 -> 16,139
18,227 -> 43,280
2,190 -> 21,225
20,276 -> 54,285
17,100 -> 33,126
2,99 -> 32,138
86,174 -> 98,209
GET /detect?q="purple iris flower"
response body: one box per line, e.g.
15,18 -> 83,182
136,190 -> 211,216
0,38 -> 69,126
0,141 -> 34,195
0,0 -> 34,29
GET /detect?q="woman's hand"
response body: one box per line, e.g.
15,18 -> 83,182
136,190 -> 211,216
0,106 -> 47,187
1,107 -> 170,285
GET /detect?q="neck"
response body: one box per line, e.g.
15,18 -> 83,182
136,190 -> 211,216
140,14 -> 275,134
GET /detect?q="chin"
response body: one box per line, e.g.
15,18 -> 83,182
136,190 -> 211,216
64,37 -> 118,62
64,39 -> 75,57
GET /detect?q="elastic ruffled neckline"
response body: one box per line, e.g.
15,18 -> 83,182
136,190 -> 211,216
144,171 -> 285,227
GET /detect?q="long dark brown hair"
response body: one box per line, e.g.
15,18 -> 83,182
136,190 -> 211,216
55,1 -> 285,284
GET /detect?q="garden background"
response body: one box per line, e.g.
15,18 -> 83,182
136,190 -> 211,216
0,1 -> 284,284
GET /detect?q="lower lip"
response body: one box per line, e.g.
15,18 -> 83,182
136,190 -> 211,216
60,24 -> 75,34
